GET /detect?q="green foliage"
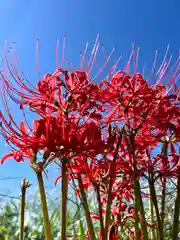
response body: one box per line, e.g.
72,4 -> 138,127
0,186 -> 179,240
0,192 -> 88,239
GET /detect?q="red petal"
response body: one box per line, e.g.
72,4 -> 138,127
91,214 -> 100,221
1,153 -> 14,164
106,106 -> 118,122
89,112 -> 102,120
75,189 -> 79,196
71,166 -> 81,174
55,176 -> 61,186
20,121 -> 27,135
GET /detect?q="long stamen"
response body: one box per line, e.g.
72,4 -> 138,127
125,42 -> 135,73
86,33 -> 99,72
80,42 -> 89,70
36,39 -> 41,81
13,43 -> 37,91
134,47 -> 140,74
93,47 -> 115,81
56,39 -> 59,69
62,34 -> 66,67
147,49 -> 158,83
88,41 -> 100,75
156,44 -> 170,76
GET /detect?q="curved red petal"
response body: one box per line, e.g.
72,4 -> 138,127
20,121 -> 27,135
55,176 -> 62,186
1,153 -> 14,164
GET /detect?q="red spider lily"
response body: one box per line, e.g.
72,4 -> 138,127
0,110 -> 107,164
70,155 -> 109,190
0,116 -> 54,164
0,39 -> 180,239
31,69 -> 102,117
1,69 -> 92,114
0,111 -> 38,163
100,72 -> 179,127
0,57 -> 107,164
1,43 -> 104,121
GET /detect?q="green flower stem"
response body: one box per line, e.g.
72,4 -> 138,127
149,188 -> 156,239
172,176 -> 180,240
160,177 -> 166,240
148,177 -> 163,240
78,175 -> 96,240
130,133 -> 148,240
96,185 -> 105,240
133,168 -> 140,240
136,177 -> 149,240
61,160 -> 68,240
20,178 -> 30,240
36,171 -> 52,240
133,171 -> 149,240
159,142 -> 168,239
20,183 -> 25,240
104,132 -> 123,239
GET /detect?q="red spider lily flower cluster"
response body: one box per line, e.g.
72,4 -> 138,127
0,39 -> 179,239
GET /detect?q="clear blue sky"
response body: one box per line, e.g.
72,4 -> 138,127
0,0 -> 180,196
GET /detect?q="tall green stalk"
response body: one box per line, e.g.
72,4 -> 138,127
133,170 -> 140,240
136,178 -> 149,240
78,175 -> 96,240
61,160 -> 68,240
149,186 -> 156,239
36,171 -> 52,240
133,166 -> 149,240
131,133 -> 148,240
104,131 -> 123,238
20,178 -> 31,240
172,176 -> 180,240
160,177 -> 166,240
148,177 -> 163,240
96,185 -> 105,240
160,142 -> 168,239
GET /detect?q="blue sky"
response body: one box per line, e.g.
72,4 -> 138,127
0,0 -> 180,196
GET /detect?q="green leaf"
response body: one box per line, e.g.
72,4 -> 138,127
50,207 -> 60,229
0,226 -> 8,232
4,235 -> 8,240
78,220 -> 85,240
